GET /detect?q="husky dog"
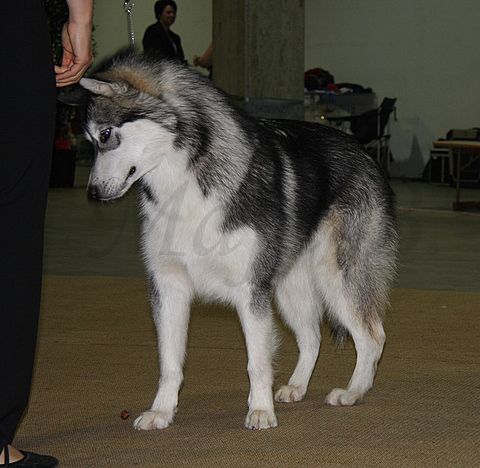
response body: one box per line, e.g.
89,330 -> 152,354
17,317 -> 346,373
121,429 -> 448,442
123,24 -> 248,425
80,52 -> 397,430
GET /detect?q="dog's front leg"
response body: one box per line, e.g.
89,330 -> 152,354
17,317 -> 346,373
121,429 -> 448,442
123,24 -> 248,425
134,268 -> 193,430
237,295 -> 278,429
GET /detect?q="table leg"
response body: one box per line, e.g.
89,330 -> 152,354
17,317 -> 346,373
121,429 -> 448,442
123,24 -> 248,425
453,149 -> 461,210
456,149 -> 461,204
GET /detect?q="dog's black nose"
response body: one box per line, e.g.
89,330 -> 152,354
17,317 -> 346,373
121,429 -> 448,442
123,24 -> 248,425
87,185 -> 99,201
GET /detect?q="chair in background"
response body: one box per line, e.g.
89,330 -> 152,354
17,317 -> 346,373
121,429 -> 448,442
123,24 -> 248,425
327,97 -> 397,175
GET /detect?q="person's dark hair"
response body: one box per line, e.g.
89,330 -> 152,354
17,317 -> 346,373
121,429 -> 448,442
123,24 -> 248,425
154,0 -> 177,20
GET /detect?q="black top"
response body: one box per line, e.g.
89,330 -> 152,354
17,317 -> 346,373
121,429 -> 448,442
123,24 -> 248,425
142,22 -> 185,62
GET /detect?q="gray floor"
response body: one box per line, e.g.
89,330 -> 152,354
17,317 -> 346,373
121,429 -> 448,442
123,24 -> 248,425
44,166 -> 480,292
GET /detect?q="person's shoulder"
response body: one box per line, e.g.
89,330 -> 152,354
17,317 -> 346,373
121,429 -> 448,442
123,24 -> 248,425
147,22 -> 167,35
145,23 -> 158,33
144,23 -> 165,43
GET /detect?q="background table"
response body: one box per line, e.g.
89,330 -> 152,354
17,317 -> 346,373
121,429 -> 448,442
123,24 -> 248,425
433,140 -> 480,210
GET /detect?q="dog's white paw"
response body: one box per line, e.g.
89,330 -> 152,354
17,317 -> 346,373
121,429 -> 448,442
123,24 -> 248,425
133,410 -> 174,430
274,385 -> 305,403
325,388 -> 362,406
245,409 -> 278,430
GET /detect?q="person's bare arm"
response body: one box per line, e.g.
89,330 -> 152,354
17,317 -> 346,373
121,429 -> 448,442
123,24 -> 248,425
194,43 -> 213,69
55,0 -> 93,87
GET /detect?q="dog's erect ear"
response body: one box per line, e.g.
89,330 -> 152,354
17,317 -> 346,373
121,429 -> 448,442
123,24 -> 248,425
79,78 -> 127,97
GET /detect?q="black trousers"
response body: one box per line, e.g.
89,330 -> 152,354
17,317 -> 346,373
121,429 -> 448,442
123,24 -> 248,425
0,0 -> 56,447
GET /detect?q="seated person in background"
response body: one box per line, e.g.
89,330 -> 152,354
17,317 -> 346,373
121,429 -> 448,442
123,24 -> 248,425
143,0 -> 185,63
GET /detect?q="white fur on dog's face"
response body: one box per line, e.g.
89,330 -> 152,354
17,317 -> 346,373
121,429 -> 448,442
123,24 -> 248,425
86,119 -> 175,201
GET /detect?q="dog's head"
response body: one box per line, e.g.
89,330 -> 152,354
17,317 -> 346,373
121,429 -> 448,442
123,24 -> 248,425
80,58 -> 182,202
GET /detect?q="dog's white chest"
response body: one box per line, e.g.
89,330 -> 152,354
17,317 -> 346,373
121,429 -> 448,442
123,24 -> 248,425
141,174 -> 258,299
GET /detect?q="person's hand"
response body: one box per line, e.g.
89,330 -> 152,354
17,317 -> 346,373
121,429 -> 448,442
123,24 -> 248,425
55,20 -> 93,87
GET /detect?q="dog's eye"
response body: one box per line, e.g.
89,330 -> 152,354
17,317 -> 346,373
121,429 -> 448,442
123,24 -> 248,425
99,128 -> 112,144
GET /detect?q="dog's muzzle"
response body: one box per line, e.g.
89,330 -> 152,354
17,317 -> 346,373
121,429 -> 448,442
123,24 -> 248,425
87,175 -> 133,202
87,177 -> 124,201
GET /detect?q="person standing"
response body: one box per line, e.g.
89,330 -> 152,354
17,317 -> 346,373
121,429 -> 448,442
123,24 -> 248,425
143,0 -> 185,62
0,1 -> 93,466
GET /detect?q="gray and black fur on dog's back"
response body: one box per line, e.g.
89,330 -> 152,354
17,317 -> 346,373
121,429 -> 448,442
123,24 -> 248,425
80,51 -> 398,430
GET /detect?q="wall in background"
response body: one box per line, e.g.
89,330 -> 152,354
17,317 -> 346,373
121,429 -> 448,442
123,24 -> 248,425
92,0 -> 480,178
305,0 -> 480,177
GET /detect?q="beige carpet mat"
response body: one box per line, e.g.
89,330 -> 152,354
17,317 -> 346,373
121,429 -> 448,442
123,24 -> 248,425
14,275 -> 480,467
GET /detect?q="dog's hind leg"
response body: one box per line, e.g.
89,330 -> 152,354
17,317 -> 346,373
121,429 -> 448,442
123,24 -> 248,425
314,209 -> 392,406
134,264 -> 193,430
274,260 -> 321,403
236,292 -> 278,429
323,286 -> 385,406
